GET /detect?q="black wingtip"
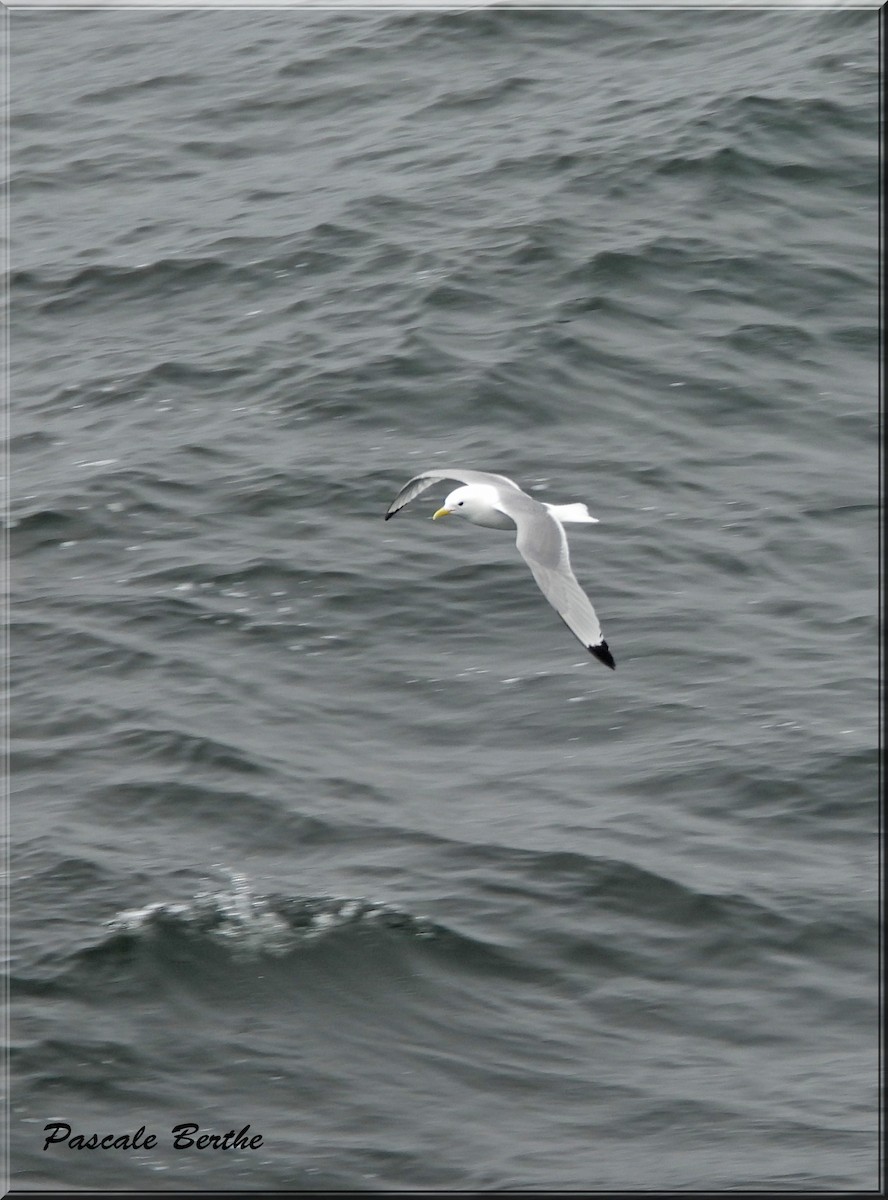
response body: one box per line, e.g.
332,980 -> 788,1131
384,512 -> 394,521
589,640 -> 616,670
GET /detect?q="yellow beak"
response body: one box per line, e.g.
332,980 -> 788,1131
432,507 -> 451,520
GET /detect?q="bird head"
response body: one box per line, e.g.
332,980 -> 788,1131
433,484 -> 497,523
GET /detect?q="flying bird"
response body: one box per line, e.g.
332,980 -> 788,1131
385,468 -> 615,669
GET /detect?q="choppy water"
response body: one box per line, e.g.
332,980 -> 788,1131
8,5 -> 881,1192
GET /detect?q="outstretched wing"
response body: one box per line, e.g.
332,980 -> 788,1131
495,492 -> 616,670
384,468 -> 520,520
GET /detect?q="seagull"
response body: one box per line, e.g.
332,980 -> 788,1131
385,468 -> 615,669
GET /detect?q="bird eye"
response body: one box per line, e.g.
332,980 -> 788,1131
458,501 -> 464,506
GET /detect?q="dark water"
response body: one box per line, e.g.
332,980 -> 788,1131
8,5 -> 880,1192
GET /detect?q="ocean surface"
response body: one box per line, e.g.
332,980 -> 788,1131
7,4 -> 881,1192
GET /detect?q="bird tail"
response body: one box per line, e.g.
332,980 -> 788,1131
544,502 -> 599,524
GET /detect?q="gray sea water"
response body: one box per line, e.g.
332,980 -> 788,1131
7,4 -> 881,1192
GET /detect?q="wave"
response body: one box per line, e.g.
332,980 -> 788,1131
102,870 -> 443,959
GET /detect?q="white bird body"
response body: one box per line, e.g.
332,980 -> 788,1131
385,468 -> 615,670
544,502 -> 598,525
